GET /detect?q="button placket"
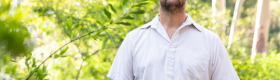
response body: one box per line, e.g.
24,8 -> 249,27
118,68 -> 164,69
165,32 -> 179,80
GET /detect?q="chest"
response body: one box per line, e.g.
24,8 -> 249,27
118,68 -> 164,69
132,34 -> 210,66
131,30 -> 210,79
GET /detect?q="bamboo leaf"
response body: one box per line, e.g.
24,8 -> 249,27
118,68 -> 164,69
120,15 -> 135,20
102,37 -> 109,49
115,22 -> 131,25
67,18 -> 72,29
109,4 -> 117,13
129,10 -> 145,14
42,65 -> 47,72
54,55 -> 59,58
133,2 -> 149,7
32,58 -> 36,67
25,59 -> 30,70
103,9 -> 111,19
59,47 -> 69,56
54,47 -> 69,58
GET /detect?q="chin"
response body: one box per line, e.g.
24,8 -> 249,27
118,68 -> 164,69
166,0 -> 180,3
160,0 -> 186,12
162,0 -> 186,5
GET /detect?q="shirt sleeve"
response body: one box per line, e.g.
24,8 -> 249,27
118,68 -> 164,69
211,35 -> 240,80
107,32 -> 134,80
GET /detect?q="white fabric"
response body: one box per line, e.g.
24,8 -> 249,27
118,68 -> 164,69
107,14 -> 240,80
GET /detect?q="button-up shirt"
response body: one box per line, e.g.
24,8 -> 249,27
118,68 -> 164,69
107,14 -> 239,80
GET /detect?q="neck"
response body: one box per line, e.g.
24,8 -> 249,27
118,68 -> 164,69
159,6 -> 186,29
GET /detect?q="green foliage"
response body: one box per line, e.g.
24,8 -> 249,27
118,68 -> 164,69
20,0 -> 152,79
231,50 -> 280,80
0,0 -> 31,56
0,0 -> 32,79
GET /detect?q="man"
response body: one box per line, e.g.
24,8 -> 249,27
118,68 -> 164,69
107,0 -> 239,80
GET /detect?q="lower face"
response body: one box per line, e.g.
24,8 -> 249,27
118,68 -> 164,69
164,0 -> 184,4
160,0 -> 186,11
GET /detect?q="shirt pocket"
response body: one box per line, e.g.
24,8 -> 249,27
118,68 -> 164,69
181,50 -> 208,79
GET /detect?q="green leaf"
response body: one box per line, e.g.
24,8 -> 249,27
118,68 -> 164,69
120,15 -> 135,20
103,9 -> 111,19
81,52 -> 89,58
54,47 -> 68,58
25,56 -> 31,70
54,55 -> 59,58
129,10 -> 145,14
133,2 -> 149,7
11,64 -> 18,75
65,18 -> 73,38
10,59 -> 16,62
115,22 -> 131,25
96,21 -> 102,27
31,68 -> 38,74
42,65 -> 47,72
64,29 -> 71,38
123,0 -> 128,7
59,47 -> 69,56
109,4 -> 117,13
32,58 -> 36,67
60,55 -> 67,57
67,18 -> 72,29
39,72 -> 48,80
102,37 -> 109,49
105,31 -> 116,45
25,60 -> 29,70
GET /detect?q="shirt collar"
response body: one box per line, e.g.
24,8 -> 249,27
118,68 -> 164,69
140,13 -> 203,32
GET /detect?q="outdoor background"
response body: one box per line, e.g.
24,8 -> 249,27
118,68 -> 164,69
1,0 -> 280,79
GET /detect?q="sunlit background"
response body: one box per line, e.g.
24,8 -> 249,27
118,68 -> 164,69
0,0 -> 280,79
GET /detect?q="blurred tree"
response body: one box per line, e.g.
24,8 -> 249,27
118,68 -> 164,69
227,0 -> 245,49
251,0 -> 271,63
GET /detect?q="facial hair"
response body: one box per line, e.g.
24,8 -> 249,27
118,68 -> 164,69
160,0 -> 186,13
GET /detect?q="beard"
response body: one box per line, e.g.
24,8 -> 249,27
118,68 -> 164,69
160,0 -> 186,13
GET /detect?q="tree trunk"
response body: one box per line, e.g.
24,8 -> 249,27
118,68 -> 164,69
227,0 -> 245,49
251,0 -> 271,63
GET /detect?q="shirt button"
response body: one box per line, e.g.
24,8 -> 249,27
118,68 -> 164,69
168,62 -> 172,65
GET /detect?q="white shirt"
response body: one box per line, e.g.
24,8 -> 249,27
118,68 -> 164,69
107,14 -> 239,80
